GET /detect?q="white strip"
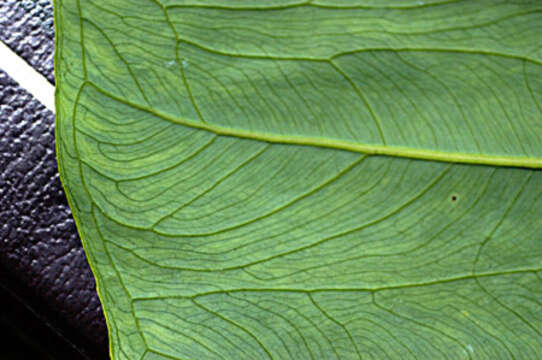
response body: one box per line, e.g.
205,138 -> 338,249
0,40 -> 55,112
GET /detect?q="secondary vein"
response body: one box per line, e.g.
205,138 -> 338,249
85,81 -> 542,169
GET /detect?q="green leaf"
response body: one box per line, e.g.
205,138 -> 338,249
54,0 -> 542,358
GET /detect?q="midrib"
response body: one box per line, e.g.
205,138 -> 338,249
88,82 -> 542,169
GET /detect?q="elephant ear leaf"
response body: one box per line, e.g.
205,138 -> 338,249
55,0 -> 542,359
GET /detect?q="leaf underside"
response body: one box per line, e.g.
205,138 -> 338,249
54,0 -> 542,359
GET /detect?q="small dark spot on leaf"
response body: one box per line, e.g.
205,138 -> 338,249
451,195 -> 457,202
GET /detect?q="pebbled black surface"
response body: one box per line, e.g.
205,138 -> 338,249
0,0 -> 55,83
0,70 -> 108,359
1,0 -> 109,357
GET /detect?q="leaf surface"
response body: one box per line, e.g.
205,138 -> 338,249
55,0 -> 542,359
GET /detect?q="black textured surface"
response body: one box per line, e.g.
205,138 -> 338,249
2,0 -> 109,357
0,274 -> 91,360
0,70 -> 108,359
0,0 -> 55,83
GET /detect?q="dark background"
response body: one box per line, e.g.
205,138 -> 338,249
0,1 -> 108,358
0,270 -> 90,359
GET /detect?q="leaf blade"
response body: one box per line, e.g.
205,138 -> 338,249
55,0 -> 542,359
